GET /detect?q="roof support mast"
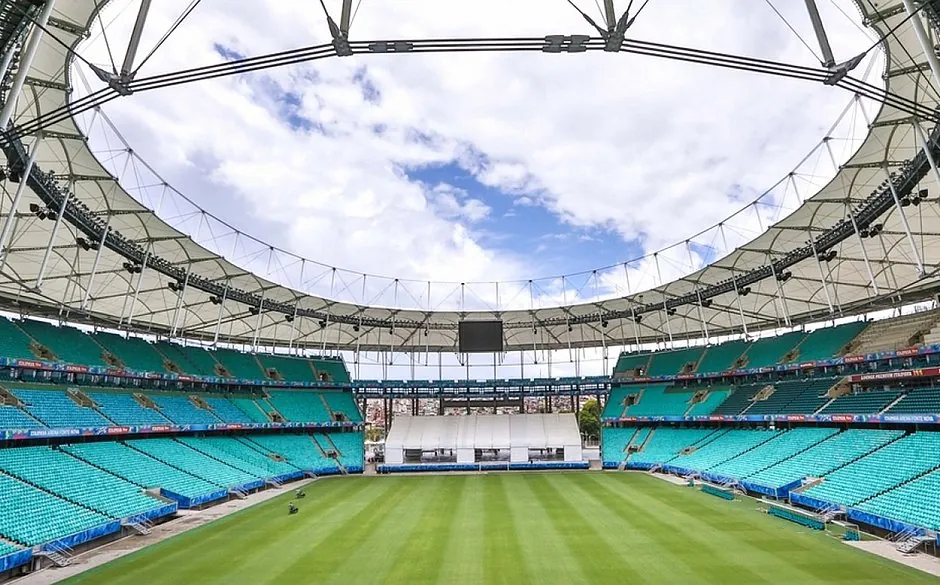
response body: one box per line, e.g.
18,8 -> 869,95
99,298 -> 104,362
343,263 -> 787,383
0,0 -> 57,130
89,0 -> 151,95
81,214 -> 110,310
0,134 -> 41,265
802,0 -> 863,84
901,0 -> 940,90
35,187 -> 71,291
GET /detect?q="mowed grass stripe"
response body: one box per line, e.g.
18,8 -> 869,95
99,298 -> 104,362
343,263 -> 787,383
63,477 -> 377,585
482,474 -> 530,585
270,477 -> 416,582
437,475 -> 485,585
507,474 -> 590,585
526,474 -> 650,584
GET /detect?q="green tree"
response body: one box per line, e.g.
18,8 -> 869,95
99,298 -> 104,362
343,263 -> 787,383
577,398 -> 601,441
365,425 -> 384,443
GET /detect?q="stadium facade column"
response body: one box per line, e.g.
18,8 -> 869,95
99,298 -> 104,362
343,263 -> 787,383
81,215 -> 110,310
0,133 -> 41,266
0,0 -> 58,130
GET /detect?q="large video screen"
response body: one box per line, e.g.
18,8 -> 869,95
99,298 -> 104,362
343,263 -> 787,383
458,320 -> 504,353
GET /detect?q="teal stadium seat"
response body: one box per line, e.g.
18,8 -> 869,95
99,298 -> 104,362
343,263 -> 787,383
887,387 -> 940,414
645,347 -> 704,376
0,446 -> 164,518
857,468 -> 940,530
203,397 -> 255,424
87,391 -> 169,425
628,428 -> 719,467
178,437 -> 297,477
0,474 -> 110,546
791,321 -> 868,362
821,389 -> 902,414
707,428 -> 838,480
230,397 -> 271,423
323,391 -> 362,422
257,353 -> 316,382
268,391 -> 332,423
10,386 -> 110,428
746,378 -> 835,415
312,357 -> 351,383
711,383 -> 765,415
612,352 -> 652,377
0,404 -> 43,430
602,387 -> 637,419
686,386 -> 732,416
601,427 -> 635,463
148,394 -> 220,425
747,429 -> 902,489
0,318 -> 38,360
695,340 -> 749,374
671,429 -> 780,472
127,438 -> 257,488
63,442 -> 219,499
740,331 -> 804,368
245,434 -> 340,473
802,432 -> 940,507
625,385 -> 694,417
94,332 -> 168,373
210,348 -> 265,380
15,320 -> 108,367
328,432 -> 365,469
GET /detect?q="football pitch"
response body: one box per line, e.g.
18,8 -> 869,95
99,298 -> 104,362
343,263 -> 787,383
63,473 -> 938,585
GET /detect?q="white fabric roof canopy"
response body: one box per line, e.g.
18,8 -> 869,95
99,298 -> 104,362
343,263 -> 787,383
0,1 -> 938,352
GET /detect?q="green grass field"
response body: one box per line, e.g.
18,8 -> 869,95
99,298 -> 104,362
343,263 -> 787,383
63,473 -> 938,585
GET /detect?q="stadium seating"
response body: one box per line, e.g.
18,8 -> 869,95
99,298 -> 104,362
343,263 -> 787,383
154,342 -> 218,376
0,318 -> 36,360
148,394 -> 220,425
645,347 -> 704,376
821,389 -> 902,414
63,442 -> 219,499
328,432 -> 365,469
802,432 -> 940,506
686,386 -> 731,416
850,309 -> 939,354
857,469 -> 940,530
670,429 -> 780,472
0,404 -> 42,430
87,391 -> 169,425
323,391 -> 362,422
887,387 -> 940,414
15,320 -> 108,367
203,397 -> 256,424
601,427 -> 635,463
0,473 -> 111,546
0,446 -> 164,518
745,378 -> 835,415
313,357 -> 352,383
624,385 -> 690,417
791,321 -> 868,362
211,348 -> 265,380
613,352 -> 651,377
10,385 -> 111,428
0,542 -> 20,557
127,438 -> 256,488
602,387 -> 637,419
628,428 -> 718,466
695,340 -> 748,374
257,353 -> 315,382
268,391 -> 332,423
230,397 -> 271,423
707,428 -> 837,479
747,429 -> 903,489
246,434 -> 339,473
711,383 -> 765,415
739,331 -> 804,368
177,437 -> 296,477
94,332 -> 169,373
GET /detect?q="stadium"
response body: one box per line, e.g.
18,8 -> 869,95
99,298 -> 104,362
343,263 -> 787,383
1,0 -> 940,582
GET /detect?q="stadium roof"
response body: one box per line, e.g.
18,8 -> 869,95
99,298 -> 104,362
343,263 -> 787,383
0,0 -> 940,353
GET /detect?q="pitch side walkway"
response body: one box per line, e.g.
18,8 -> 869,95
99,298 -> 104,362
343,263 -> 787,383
11,479 -> 318,585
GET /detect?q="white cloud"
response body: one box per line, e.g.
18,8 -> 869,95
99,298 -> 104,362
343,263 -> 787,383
76,0 -> 878,311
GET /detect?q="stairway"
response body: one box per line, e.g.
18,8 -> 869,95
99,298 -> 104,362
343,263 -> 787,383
36,543 -> 72,567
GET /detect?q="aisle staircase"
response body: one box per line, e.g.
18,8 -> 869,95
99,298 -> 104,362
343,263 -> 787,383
125,518 -> 153,536
36,542 -> 72,567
